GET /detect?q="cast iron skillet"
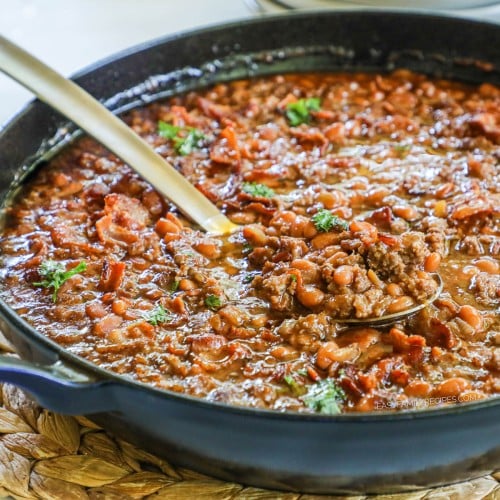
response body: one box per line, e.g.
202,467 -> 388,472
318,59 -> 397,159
0,11 -> 498,495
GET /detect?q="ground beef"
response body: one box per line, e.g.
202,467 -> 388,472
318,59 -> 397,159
471,273 -> 500,307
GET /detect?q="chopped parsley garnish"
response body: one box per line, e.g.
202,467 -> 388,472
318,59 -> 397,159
312,209 -> 349,233
243,273 -> 257,284
302,379 -> 346,415
143,304 -> 169,326
394,143 -> 411,156
158,121 -> 180,139
158,120 -> 206,156
205,294 -> 222,310
33,260 -> 87,302
285,97 -> 321,126
242,182 -> 275,198
169,280 -> 180,293
290,274 -> 297,282
242,243 -> 253,254
284,374 -> 307,397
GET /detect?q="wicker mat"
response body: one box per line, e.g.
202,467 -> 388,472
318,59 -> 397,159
0,335 -> 498,499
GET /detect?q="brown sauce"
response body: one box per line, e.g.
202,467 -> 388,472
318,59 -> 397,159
0,70 -> 498,414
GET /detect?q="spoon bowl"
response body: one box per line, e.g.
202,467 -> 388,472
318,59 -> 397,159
333,274 -> 444,327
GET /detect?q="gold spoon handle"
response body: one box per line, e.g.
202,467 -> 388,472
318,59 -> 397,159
0,35 -> 237,235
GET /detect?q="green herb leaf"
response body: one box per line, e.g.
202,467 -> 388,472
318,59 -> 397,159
169,280 -> 180,293
242,182 -> 275,198
174,128 -> 206,156
143,304 -> 169,326
302,378 -> 345,415
312,209 -> 349,233
158,121 -> 181,139
394,143 -> 411,156
33,260 -> 87,302
243,273 -> 256,284
242,243 -> 253,255
205,294 -> 222,310
290,274 -> 297,282
158,121 -> 206,155
284,374 -> 307,397
285,97 -> 321,126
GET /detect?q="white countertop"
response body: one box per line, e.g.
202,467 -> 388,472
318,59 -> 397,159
1,0 -> 499,126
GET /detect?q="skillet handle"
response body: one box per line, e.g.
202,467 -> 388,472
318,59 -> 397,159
0,355 -> 120,414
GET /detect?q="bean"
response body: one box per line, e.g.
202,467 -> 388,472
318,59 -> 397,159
108,329 -> 124,343
155,218 -> 180,236
291,259 -> 316,271
296,285 -> 325,308
404,380 -> 432,397
251,315 -> 268,328
354,397 -> 375,412
270,345 -> 297,361
86,301 -> 108,319
434,377 -> 471,398
112,299 -> 127,316
349,220 -> 375,233
171,296 -> 186,315
94,314 -> 123,337
219,305 -> 246,327
311,232 -> 338,249
179,279 -> 196,291
243,224 -> 267,247
393,205 -> 419,221
433,200 -> 448,218
424,252 -> 441,272
291,216 -> 316,238
458,305 -> 483,331
230,211 -> 256,224
316,341 -> 339,369
291,259 -> 319,283
325,251 -> 348,265
277,211 -> 297,224
317,190 -> 346,209
367,269 -> 383,288
386,283 -> 403,296
302,221 -> 318,239
329,345 -> 361,363
166,212 -> 184,229
362,187 -> 390,206
349,220 -> 378,244
474,258 -> 499,274
386,296 -> 414,314
333,265 -> 354,286
194,241 -> 220,259
435,182 -> 454,199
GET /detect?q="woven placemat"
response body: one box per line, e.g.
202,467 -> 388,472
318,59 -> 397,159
0,334 -> 498,500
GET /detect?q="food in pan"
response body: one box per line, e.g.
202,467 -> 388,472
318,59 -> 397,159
0,71 -> 498,414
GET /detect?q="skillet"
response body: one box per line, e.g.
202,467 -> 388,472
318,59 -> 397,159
0,11 -> 498,494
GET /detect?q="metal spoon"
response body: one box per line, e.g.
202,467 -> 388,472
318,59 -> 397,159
333,274 -> 444,327
0,36 -> 443,327
0,34 -> 238,235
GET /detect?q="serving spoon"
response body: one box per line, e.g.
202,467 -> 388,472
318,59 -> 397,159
0,34 -> 238,235
0,35 -> 443,327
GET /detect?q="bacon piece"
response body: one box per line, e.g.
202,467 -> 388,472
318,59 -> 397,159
210,126 -> 240,166
96,193 -> 150,246
103,193 -> 149,229
99,260 -> 126,292
468,112 -> 500,144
